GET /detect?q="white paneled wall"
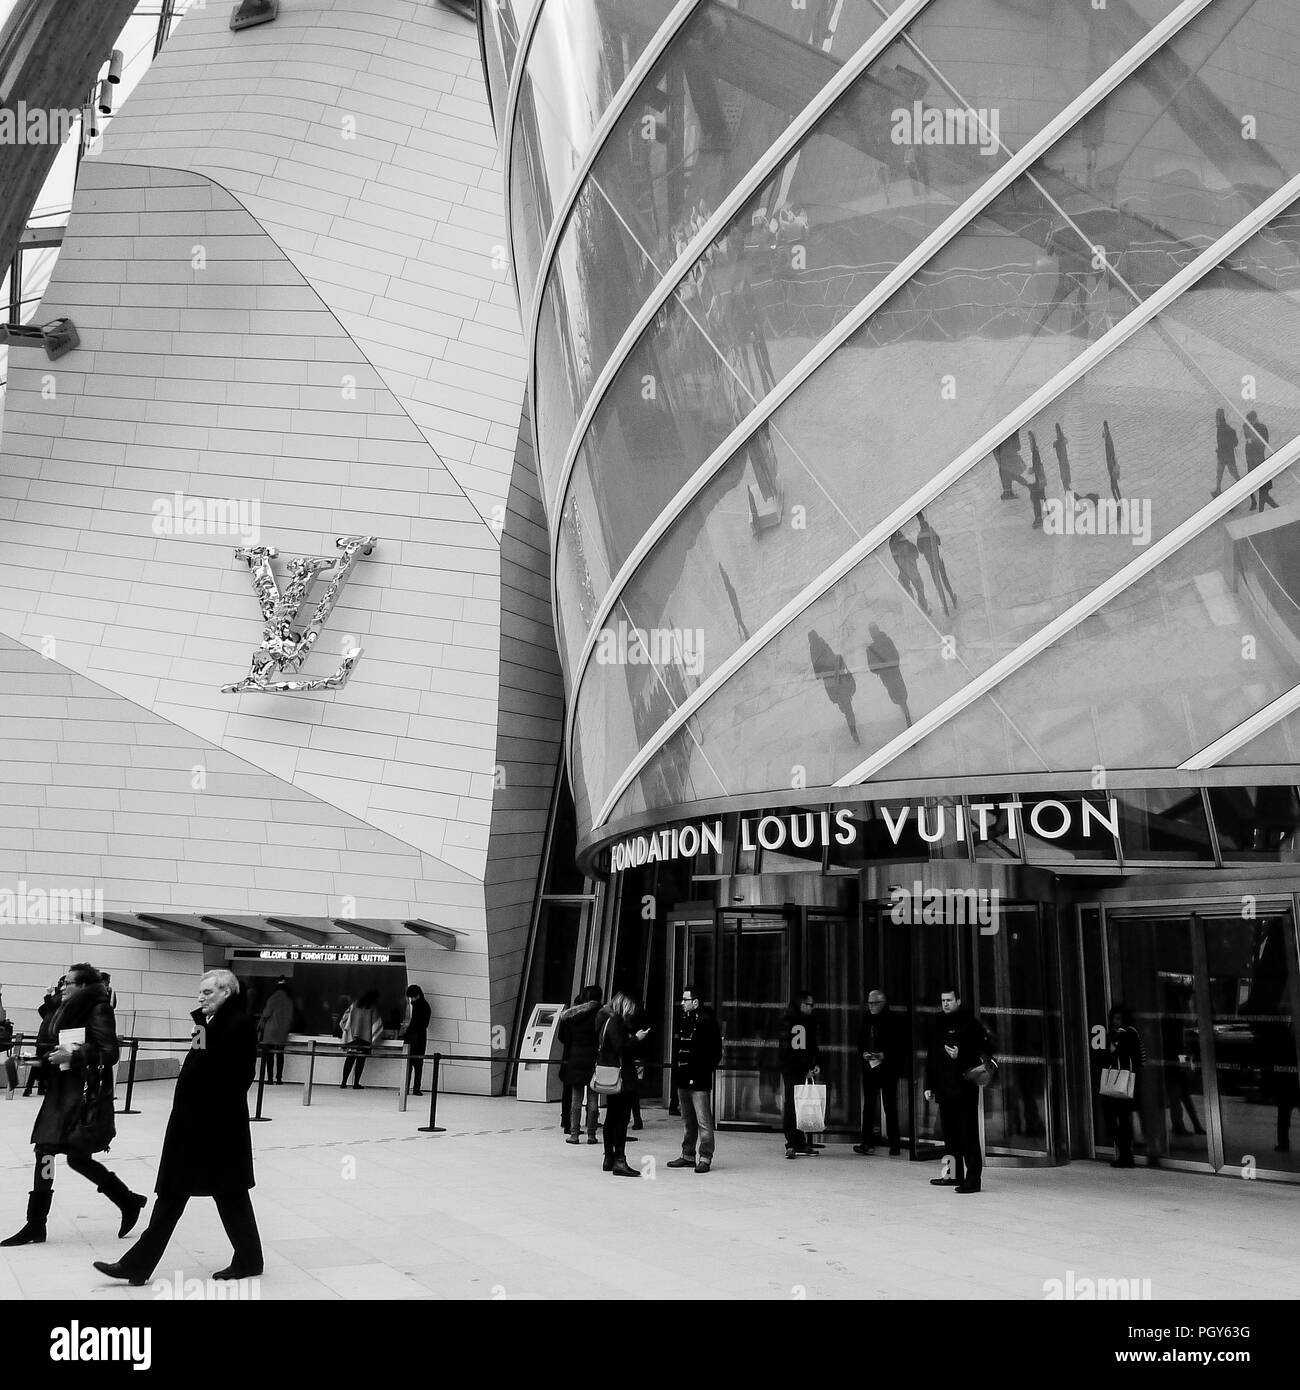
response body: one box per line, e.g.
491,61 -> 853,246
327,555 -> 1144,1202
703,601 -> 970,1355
0,1 -> 528,1091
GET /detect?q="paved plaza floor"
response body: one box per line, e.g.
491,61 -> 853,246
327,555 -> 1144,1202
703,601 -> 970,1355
2,1081 -> 1296,1301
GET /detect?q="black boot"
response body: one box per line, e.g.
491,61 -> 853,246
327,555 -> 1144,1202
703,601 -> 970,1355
92,1259 -> 150,1286
1,1190 -> 53,1246
97,1174 -> 148,1238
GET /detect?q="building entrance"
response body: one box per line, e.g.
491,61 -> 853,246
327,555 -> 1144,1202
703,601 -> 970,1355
1083,902 -> 1300,1177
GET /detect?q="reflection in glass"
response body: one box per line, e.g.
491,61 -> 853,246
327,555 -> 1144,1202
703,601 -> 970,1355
1115,788 -> 1214,862
1208,786 -> 1300,861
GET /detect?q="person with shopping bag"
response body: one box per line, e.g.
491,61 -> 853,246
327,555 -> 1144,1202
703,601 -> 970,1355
778,992 -> 822,1159
1100,1004 -> 1144,1168
924,986 -> 994,1194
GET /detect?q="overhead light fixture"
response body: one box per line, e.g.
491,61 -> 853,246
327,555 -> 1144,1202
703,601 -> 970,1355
0,318 -> 80,361
107,48 -> 124,84
230,0 -> 278,30
97,80 -> 113,116
82,104 -> 99,139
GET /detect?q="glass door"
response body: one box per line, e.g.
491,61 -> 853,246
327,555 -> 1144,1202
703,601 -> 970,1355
801,912 -> 858,1129
716,911 -> 791,1125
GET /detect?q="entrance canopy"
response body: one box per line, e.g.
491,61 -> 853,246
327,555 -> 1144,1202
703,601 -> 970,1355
86,913 -> 463,952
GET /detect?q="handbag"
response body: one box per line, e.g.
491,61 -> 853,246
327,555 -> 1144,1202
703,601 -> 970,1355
589,1020 -> 623,1095
964,1054 -> 999,1088
1099,1067 -> 1135,1101
794,1080 -> 827,1134
65,1064 -> 116,1152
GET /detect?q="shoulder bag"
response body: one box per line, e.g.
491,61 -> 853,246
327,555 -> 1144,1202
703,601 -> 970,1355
65,1063 -> 117,1153
589,1019 -> 623,1095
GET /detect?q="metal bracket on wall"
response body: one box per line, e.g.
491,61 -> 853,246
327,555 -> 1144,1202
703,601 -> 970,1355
0,317 -> 78,360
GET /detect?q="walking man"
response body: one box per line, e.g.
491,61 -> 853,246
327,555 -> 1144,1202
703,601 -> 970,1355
94,968 -> 264,1285
854,989 -> 903,1156
924,986 -> 991,1194
1102,421 -> 1121,502
915,512 -> 957,615
1244,410 -> 1277,511
666,988 -> 723,1173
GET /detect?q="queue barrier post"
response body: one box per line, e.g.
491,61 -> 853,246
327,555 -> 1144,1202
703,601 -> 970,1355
117,1037 -> 141,1115
250,1045 -> 271,1122
397,1044 -> 409,1113
418,1052 -> 445,1133
303,1039 -> 317,1107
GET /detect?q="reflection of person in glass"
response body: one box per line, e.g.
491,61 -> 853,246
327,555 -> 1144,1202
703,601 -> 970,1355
1161,988 -> 1205,1137
1028,430 -> 1048,528
807,629 -> 860,744
995,430 -> 1031,499
1212,408 -> 1240,497
1053,422 -> 1072,492
865,622 -> 912,728
734,277 -> 775,395
915,511 -> 956,615
1102,1005 -> 1144,1168
718,562 -> 750,640
888,530 -> 930,614
1102,421 -> 1121,502
1244,410 -> 1278,511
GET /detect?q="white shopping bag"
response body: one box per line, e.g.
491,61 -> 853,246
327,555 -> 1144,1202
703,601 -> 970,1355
794,1081 -> 827,1134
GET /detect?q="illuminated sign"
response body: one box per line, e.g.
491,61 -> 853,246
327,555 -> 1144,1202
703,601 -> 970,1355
230,946 -> 404,965
607,799 -> 1120,872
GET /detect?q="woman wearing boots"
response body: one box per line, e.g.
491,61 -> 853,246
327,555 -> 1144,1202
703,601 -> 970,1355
2,964 -> 146,1248
339,989 -> 383,1088
595,993 -> 649,1178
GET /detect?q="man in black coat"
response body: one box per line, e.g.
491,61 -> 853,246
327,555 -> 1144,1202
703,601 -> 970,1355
666,988 -> 723,1173
924,986 -> 991,1194
403,984 -> 432,1095
94,969 -> 263,1285
777,992 -> 822,1158
854,988 -> 904,1156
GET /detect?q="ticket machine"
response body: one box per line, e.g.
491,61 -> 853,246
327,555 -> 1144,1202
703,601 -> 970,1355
517,1002 -> 565,1102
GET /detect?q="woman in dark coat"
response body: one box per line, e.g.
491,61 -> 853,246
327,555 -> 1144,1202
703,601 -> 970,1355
558,985 -> 603,1144
594,993 -> 648,1178
257,977 -> 294,1085
2,964 -> 146,1247
95,969 -> 263,1285
808,629 -> 860,744
403,984 -> 432,1095
1103,1004 -> 1145,1168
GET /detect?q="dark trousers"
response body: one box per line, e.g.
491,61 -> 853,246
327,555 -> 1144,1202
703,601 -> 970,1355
33,1146 -> 114,1194
258,1046 -> 284,1084
860,1071 -> 901,1149
120,1190 -> 262,1280
782,1076 -> 812,1150
1104,1098 -> 1136,1162
560,1083 -> 572,1130
937,1086 -> 982,1185
341,1047 -> 369,1086
603,1092 -> 633,1161
406,1038 -> 426,1093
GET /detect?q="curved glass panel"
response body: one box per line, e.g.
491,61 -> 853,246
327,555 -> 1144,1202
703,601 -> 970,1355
482,0 -> 512,122
554,0 -> 1200,666
570,7 -> 1300,822
595,202 -> 1300,824
533,0 -> 918,504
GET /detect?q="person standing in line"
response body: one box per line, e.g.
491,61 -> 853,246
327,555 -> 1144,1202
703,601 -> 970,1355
1028,430 -> 1048,528
99,972 -> 117,1011
257,977 -> 293,1086
888,530 -> 930,614
865,622 -> 912,728
1244,410 -> 1278,511
924,986 -> 991,1194
557,986 -> 602,1145
778,991 -> 822,1159
94,969 -> 263,1285
915,512 -> 957,615
1053,422 -> 1072,492
1102,421 -> 1122,502
593,992 -> 648,1178
402,984 -> 432,1096
1212,407 -> 1240,497
2,965 -> 146,1248
0,984 -> 15,1096
854,989 -> 904,1156
808,629 -> 861,745
666,988 -> 723,1173
339,989 -> 383,1089
1102,1005 -> 1144,1169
